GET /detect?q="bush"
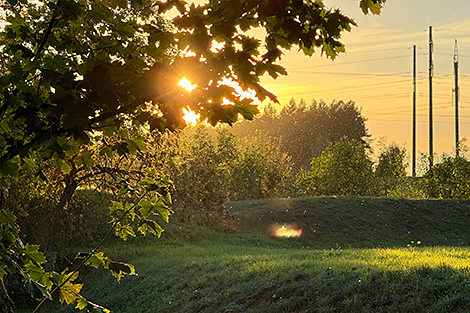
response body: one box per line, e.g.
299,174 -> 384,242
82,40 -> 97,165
232,99 -> 370,171
304,137 -> 373,196
423,156 -> 470,199
170,125 -> 230,227
169,125 -> 297,226
374,144 -> 408,197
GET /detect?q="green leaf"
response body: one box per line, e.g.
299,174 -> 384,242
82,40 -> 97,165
25,262 -> 53,289
84,252 -> 106,269
0,161 -> 19,176
59,271 -> 82,305
114,223 -> 135,240
360,0 -> 385,15
60,282 -> 82,305
99,146 -> 113,159
264,63 -> 287,79
0,210 -> 17,228
107,261 -> 136,281
138,219 -> 164,237
76,296 -> 88,310
109,201 -> 124,214
76,296 -> 111,313
124,137 -> 147,155
236,103 -> 259,120
138,199 -> 153,218
25,277 -> 52,300
76,149 -> 94,168
161,174 -> 172,186
57,159 -> 71,174
24,244 -> 47,264
132,136 -> 147,151
154,198 -> 172,223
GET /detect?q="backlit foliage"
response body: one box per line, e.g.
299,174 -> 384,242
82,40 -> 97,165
232,99 -> 369,171
306,137 -> 374,196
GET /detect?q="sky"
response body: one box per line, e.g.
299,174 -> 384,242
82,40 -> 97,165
255,0 -> 470,169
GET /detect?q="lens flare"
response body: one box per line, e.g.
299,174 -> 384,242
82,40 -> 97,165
268,223 -> 303,238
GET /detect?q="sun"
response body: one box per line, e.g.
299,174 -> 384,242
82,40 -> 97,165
178,77 -> 197,92
182,107 -> 200,126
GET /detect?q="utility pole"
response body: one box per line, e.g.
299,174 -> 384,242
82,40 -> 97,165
412,45 -> 417,177
454,39 -> 459,156
429,26 -> 434,167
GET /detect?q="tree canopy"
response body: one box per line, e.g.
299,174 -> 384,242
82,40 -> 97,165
0,0 -> 387,311
0,0 -> 385,177
232,99 -> 370,171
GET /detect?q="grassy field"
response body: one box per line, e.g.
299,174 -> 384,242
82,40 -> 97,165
28,197 -> 470,312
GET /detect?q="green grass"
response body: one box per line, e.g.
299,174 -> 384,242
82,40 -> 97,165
23,197 -> 470,312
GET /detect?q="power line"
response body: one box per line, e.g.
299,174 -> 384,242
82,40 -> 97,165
288,55 -> 410,70
288,70 -> 410,76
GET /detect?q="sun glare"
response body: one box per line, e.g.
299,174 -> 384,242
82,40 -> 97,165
178,77 -> 197,92
182,107 -> 200,126
269,223 -> 303,238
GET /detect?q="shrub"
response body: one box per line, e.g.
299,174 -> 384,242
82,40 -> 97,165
374,144 -> 408,197
232,99 -> 370,171
423,156 -> 470,199
170,126 -> 296,225
305,137 -> 374,196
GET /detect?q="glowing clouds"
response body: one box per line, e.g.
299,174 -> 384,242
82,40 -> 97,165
268,223 -> 303,238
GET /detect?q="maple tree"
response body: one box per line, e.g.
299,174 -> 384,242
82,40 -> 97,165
0,0 -> 386,312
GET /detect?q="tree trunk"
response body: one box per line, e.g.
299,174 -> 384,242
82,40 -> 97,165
0,280 -> 13,313
45,168 -> 78,271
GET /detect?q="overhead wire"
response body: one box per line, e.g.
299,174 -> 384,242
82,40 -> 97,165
288,55 -> 410,70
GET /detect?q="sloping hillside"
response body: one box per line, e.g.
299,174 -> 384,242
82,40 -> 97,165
28,197 -> 470,313
228,196 -> 470,248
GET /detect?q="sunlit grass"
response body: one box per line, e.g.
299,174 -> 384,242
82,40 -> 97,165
92,241 -> 470,313
107,240 -> 470,278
